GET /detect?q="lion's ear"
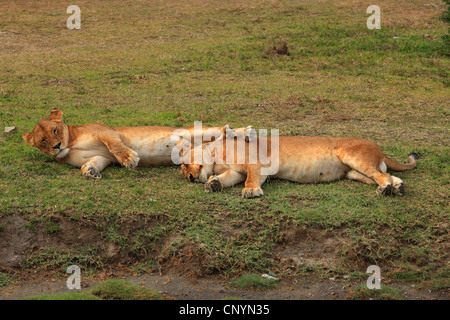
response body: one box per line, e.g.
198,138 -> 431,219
223,124 -> 236,139
49,107 -> 63,122
23,133 -> 35,147
179,163 -> 186,176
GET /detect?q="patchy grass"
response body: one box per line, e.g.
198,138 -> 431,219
346,283 -> 404,300
0,273 -> 15,288
21,247 -> 104,276
23,292 -> 101,300
89,279 -> 164,300
0,0 -> 448,292
23,279 -> 164,300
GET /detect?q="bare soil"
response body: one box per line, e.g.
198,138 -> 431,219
1,272 -> 447,300
0,214 -> 447,300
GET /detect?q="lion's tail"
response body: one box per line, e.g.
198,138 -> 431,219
384,153 -> 419,171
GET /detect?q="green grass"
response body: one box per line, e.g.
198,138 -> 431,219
23,292 -> 101,300
21,247 -> 104,275
24,279 -> 163,300
0,0 -> 448,290
0,273 -> 15,288
89,279 -> 164,300
347,283 -> 404,300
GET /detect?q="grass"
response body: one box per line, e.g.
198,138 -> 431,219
23,292 -> 101,300
346,283 -> 404,300
0,273 -> 15,288
89,279 -> 164,300
23,279 -> 164,300
0,0 -> 448,291
21,247 -> 104,276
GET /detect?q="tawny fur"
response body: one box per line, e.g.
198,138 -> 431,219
23,108 -> 252,179
180,135 -> 418,198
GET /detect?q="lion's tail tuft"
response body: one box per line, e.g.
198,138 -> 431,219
384,153 -> 418,171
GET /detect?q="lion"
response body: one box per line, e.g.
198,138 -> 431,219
23,107 -> 255,179
179,131 -> 419,198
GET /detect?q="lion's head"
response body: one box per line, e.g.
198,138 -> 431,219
23,108 -> 70,159
178,140 -> 204,183
176,139 -> 216,183
180,162 -> 205,183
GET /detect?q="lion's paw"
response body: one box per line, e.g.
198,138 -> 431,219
81,164 -> 102,179
393,182 -> 405,196
241,187 -> 264,198
376,183 -> 393,196
117,150 -> 140,169
392,177 -> 405,196
205,176 -> 223,193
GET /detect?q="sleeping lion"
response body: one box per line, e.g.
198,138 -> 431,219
23,107 -> 254,179
179,130 -> 419,198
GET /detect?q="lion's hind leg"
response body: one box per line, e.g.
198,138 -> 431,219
391,176 -> 405,196
338,150 -> 395,196
344,164 -> 406,196
349,164 -> 394,196
346,170 -> 376,185
361,162 -> 405,195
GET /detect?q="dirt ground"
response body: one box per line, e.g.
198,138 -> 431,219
0,213 -> 448,300
0,271 -> 447,300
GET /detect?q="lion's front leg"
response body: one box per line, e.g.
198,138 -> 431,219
81,156 -> 112,179
114,148 -> 140,168
204,170 -> 246,193
241,165 -> 267,198
98,132 -> 140,168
